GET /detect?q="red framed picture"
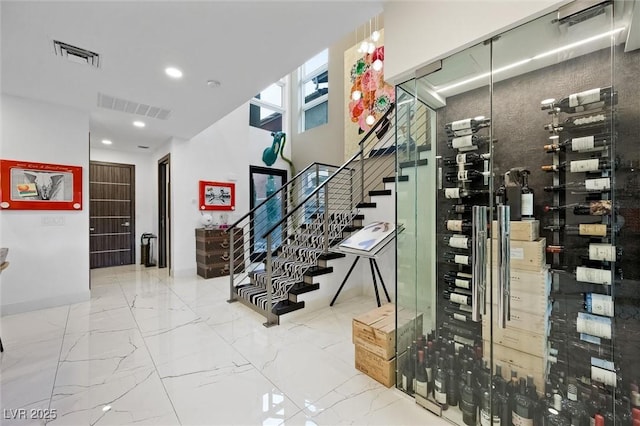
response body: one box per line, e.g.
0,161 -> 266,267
0,159 -> 83,210
199,180 -> 235,211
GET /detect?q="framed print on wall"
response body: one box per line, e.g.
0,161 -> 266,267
0,159 -> 83,210
199,180 -> 235,211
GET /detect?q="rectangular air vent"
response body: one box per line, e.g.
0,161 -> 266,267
97,93 -> 171,120
53,40 -> 100,68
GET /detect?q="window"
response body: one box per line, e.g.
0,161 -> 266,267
300,49 -> 328,131
250,81 -> 285,132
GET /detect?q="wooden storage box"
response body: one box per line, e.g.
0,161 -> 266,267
488,267 -> 551,316
354,344 -> 396,388
485,303 -> 550,335
482,316 -> 548,358
483,341 -> 547,395
352,303 -> 423,361
488,238 -> 546,272
492,220 -> 539,241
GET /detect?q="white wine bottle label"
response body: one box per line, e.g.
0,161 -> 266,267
591,365 -> 617,387
521,193 -> 534,216
586,293 -> 614,317
591,356 -> 615,372
451,118 -> 472,131
585,177 -> 611,191
458,170 -> 469,180
570,88 -> 601,107
402,375 -> 408,390
450,292 -> 469,305
512,412 -> 534,426
415,380 -> 428,398
449,235 -> 469,249
579,223 -> 607,237
426,367 -> 433,382
459,304 -> 472,313
574,114 -> 606,126
456,154 -> 467,164
453,312 -> 467,322
435,389 -> 447,404
580,333 -> 601,345
571,136 -> 595,151
588,244 -> 616,262
454,254 -> 469,265
577,312 -> 612,339
576,266 -> 612,285
454,334 -> 474,347
455,278 -> 471,289
445,188 -> 461,199
447,220 -> 463,232
588,200 -> 612,215
454,342 -> 464,353
452,135 -> 474,149
480,410 -> 492,426
570,159 -> 600,173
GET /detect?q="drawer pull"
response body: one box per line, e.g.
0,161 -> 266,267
220,241 -> 229,249
221,254 -> 230,261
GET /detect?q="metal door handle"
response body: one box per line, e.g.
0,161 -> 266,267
497,205 -> 511,329
121,222 -> 130,227
472,205 -> 488,322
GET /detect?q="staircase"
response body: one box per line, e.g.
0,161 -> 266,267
225,101 -> 429,326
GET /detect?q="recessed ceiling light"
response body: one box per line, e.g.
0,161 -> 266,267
133,121 -> 145,128
101,139 -> 112,145
207,79 -> 221,88
165,67 -> 183,79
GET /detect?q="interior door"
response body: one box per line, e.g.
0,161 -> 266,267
249,166 -> 287,261
89,161 -> 135,268
158,155 -> 170,269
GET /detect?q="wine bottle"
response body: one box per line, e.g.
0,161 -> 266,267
444,187 -> 490,199
496,174 -> 508,205
445,117 -> 491,137
495,379 -> 511,426
445,219 -> 473,233
443,289 -> 473,306
443,152 -> 491,167
576,311 -> 612,340
541,158 -> 617,173
541,87 -> 616,113
521,170 -> 534,220
507,370 -> 520,397
444,271 -> 472,290
479,390 -> 501,426
542,224 -> 613,237
446,354 -> 459,407
434,357 -> 449,406
575,266 -> 615,285
401,345 -> 414,394
442,251 -> 471,266
447,134 -> 491,152
415,349 -> 429,398
544,112 -> 611,132
543,134 -> 612,153
562,380 -> 589,426
460,370 -> 477,426
546,244 -> 621,262
443,234 -> 472,249
512,377 -> 537,426
445,169 -> 490,183
544,200 -> 613,216
586,385 -> 601,425
543,178 -> 611,193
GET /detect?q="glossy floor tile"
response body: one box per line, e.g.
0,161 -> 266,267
0,265 -> 449,426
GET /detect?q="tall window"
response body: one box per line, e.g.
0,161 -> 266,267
250,81 -> 285,132
300,49 -> 328,132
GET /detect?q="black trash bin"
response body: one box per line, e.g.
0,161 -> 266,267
140,233 -> 157,267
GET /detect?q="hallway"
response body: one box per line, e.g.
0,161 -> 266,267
0,265 -> 447,425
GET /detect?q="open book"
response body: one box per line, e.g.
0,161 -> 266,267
337,221 -> 398,256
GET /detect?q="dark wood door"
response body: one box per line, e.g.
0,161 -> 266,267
89,162 -> 136,268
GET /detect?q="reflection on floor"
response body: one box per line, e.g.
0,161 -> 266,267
0,265 -> 449,425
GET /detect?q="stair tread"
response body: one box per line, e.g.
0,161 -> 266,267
357,202 -> 377,208
383,175 -> 409,183
399,159 -> 428,169
369,189 -> 392,196
273,300 -> 305,315
304,265 -> 333,277
318,252 -> 346,261
288,282 -> 320,295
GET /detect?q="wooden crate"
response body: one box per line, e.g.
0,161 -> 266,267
355,344 -> 396,388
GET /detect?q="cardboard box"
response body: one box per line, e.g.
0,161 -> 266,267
492,220 -> 540,241
488,238 -> 546,272
352,303 -> 423,360
488,267 -> 551,316
482,315 -> 548,357
483,341 -> 547,395
355,344 -> 396,388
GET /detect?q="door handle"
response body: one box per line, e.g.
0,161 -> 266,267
90,227 -> 95,231
497,205 -> 511,329
472,205 -> 488,322
121,222 -> 130,227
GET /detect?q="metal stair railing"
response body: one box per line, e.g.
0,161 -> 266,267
226,104 -> 426,325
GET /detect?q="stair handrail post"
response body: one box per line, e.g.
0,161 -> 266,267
265,234 -> 277,326
315,163 -> 320,215
227,226 -> 236,302
359,146 -> 365,205
323,181 -> 330,253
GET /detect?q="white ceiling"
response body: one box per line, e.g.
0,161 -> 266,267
1,1 -> 383,153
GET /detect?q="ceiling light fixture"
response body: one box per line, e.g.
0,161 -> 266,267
101,139 -> 112,145
165,67 -> 183,79
133,121 -> 145,128
207,79 -> 221,88
437,27 -> 625,93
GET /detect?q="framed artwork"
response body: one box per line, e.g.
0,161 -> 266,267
0,159 -> 83,210
199,180 -> 235,211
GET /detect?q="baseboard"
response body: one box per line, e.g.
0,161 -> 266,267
1,290 -> 90,316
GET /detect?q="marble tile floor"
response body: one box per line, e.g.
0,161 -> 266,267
0,265 -> 450,426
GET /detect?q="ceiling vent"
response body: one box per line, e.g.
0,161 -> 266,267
53,40 -> 101,68
97,93 -> 171,120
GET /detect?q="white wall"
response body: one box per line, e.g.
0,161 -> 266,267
383,0 -> 568,84
90,148 -> 154,265
0,94 -> 90,315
